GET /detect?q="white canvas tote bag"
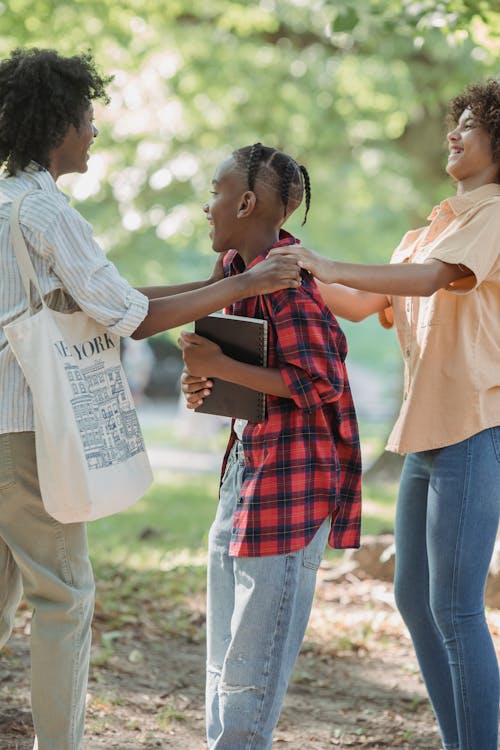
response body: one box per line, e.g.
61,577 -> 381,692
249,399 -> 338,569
4,191 -> 153,523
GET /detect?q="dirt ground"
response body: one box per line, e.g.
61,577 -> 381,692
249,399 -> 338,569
2,565 -> 499,750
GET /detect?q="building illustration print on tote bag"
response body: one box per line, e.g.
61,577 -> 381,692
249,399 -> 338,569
65,356 -> 146,470
54,328 -> 146,469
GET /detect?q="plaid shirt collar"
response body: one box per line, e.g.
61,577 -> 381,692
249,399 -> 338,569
226,230 -> 298,273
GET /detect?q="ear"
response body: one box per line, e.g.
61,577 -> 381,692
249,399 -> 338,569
236,190 -> 257,219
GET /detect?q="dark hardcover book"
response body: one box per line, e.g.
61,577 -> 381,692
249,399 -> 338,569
194,313 -> 268,422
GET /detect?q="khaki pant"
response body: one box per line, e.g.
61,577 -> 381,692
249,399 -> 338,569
0,432 -> 94,750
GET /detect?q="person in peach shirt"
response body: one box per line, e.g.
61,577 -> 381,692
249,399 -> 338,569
269,80 -> 500,750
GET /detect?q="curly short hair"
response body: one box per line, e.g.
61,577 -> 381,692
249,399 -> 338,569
0,48 -> 112,175
447,79 -> 500,163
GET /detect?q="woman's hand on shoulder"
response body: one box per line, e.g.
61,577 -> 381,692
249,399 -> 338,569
243,252 -> 302,296
268,244 -> 336,283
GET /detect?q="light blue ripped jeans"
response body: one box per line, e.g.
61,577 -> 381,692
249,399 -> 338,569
394,427 -> 500,750
206,439 -> 330,750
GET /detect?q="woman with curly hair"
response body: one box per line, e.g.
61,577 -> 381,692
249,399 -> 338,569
270,80 -> 500,750
0,48 -> 300,750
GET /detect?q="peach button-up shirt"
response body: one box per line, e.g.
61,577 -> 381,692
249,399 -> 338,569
380,183 -> 500,455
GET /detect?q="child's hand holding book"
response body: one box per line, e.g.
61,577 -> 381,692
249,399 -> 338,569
178,314 -> 268,422
180,370 -> 213,410
178,331 -> 224,378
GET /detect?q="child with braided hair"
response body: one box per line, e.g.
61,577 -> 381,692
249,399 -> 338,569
179,143 -> 362,749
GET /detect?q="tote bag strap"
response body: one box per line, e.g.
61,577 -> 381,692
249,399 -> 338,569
9,190 -> 45,307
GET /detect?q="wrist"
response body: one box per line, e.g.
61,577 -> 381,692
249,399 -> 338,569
209,352 -> 230,379
207,270 -> 223,286
322,258 -> 340,284
233,272 -> 254,299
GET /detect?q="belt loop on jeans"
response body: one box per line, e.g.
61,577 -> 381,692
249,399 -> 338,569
235,439 -> 245,465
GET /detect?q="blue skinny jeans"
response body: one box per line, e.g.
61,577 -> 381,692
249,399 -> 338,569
394,427 -> 500,750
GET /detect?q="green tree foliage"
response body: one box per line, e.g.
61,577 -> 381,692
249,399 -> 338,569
0,0 -> 497,287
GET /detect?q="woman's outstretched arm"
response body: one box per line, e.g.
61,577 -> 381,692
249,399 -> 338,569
269,245 -> 473,318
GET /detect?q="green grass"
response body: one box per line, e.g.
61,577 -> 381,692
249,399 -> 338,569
87,477 -> 216,646
87,475 -> 219,570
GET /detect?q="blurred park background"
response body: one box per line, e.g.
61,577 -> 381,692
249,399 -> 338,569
2,4 -> 500,746
1,0 -> 498,560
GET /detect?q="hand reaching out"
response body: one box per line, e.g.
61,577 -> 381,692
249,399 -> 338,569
268,243 -> 335,283
243,252 -> 302,296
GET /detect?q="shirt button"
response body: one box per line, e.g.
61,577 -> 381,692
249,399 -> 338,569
406,349 -> 411,358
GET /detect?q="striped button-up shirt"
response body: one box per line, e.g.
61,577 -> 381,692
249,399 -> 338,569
221,235 -> 362,557
0,163 -> 149,433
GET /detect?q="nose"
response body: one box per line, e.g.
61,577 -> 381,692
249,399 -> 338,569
92,123 -> 99,138
447,124 -> 459,143
203,203 -> 209,213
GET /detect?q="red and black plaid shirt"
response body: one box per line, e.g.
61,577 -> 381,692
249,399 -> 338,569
220,234 -> 362,557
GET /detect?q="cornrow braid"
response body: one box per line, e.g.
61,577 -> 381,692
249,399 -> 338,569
247,142 -> 263,191
232,143 -> 311,225
299,165 -> 311,226
279,158 -> 298,220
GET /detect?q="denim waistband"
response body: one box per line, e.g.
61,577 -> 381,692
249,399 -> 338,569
230,439 -> 246,467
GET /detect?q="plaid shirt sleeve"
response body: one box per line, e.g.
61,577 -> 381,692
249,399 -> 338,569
266,279 -> 348,411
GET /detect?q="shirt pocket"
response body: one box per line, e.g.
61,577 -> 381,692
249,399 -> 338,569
417,291 -> 456,327
0,434 -> 15,491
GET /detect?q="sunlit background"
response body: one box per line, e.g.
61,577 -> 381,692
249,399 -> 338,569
3,12 -> 500,740
1,0 -> 498,430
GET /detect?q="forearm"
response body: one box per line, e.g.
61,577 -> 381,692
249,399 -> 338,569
212,357 -> 292,399
132,274 -> 248,339
133,253 -> 303,338
136,279 -> 211,299
270,245 -> 471,298
317,259 -> 464,297
316,281 -> 389,322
